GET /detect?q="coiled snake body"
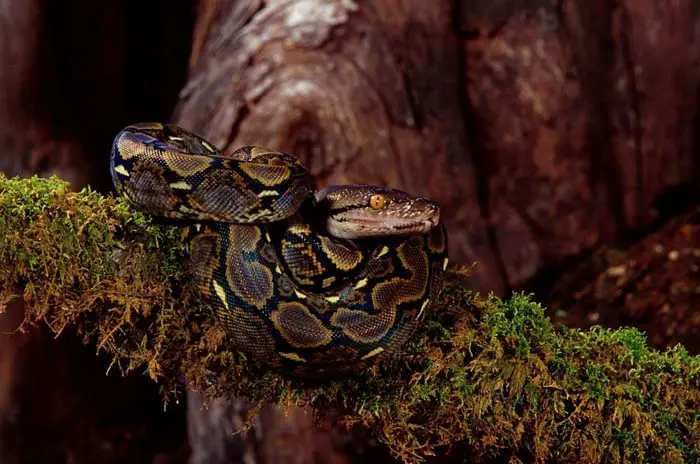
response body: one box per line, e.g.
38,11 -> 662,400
110,122 -> 448,377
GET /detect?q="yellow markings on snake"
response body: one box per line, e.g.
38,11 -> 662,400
279,352 -> 307,362
179,205 -> 194,214
319,236 -> 363,271
243,208 -> 272,221
258,190 -> 280,197
377,246 -> 390,258
249,147 -> 275,157
353,278 -> 368,290
325,295 -> 340,303
361,347 -> 384,360
333,240 -> 429,344
322,276 -> 336,287
131,122 -> 163,130
330,308 -> 378,343
169,181 -> 192,190
116,134 -> 148,160
238,162 -> 291,186
200,140 -> 216,153
287,224 -> 310,235
271,302 -> 333,348
163,154 -> 213,176
226,227 -> 274,308
275,264 -> 282,274
168,136 -> 183,141
371,240 -> 428,311
265,231 -> 272,242
212,280 -> 229,310
113,165 -> 130,176
417,299 -> 430,319
443,257 -> 449,270
294,289 -> 307,299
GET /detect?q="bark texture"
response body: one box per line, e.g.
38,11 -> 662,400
463,0 -> 700,286
173,0 -> 504,294
188,394 -> 349,464
0,0 -> 45,178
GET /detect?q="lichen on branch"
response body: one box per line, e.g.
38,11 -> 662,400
0,174 -> 698,463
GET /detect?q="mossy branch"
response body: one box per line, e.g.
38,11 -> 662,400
1,174 -> 699,463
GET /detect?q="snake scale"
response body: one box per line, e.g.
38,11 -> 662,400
109,122 -> 448,377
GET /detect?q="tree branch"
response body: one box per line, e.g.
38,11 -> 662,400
1,174 -> 698,463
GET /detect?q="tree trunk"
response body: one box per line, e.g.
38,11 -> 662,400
188,394 -> 357,464
173,0 -> 504,294
463,0 -> 700,286
0,0 -> 43,177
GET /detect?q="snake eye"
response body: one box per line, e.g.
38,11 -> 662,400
369,193 -> 386,210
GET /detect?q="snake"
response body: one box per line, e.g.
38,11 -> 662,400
109,122 -> 448,377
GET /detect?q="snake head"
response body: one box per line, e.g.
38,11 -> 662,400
314,184 -> 440,239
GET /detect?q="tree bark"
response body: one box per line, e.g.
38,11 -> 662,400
173,0 -> 504,294
463,0 -> 700,285
0,0 -> 42,177
188,394 -> 349,464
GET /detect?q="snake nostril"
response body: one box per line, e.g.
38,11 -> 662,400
422,200 -> 437,212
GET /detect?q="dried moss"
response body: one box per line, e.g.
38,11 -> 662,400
1,174 -> 699,463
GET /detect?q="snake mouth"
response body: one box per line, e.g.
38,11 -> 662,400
327,209 -> 440,239
314,184 -> 441,240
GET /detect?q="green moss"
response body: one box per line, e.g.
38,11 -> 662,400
1,174 -> 700,463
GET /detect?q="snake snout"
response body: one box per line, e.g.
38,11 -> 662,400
406,197 -> 440,224
416,197 -> 439,214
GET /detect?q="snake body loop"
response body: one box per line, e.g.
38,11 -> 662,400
110,122 -> 448,377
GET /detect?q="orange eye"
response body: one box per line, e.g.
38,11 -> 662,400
369,193 -> 386,210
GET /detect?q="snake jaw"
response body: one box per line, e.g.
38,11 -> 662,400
317,185 -> 441,239
327,214 -> 439,239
